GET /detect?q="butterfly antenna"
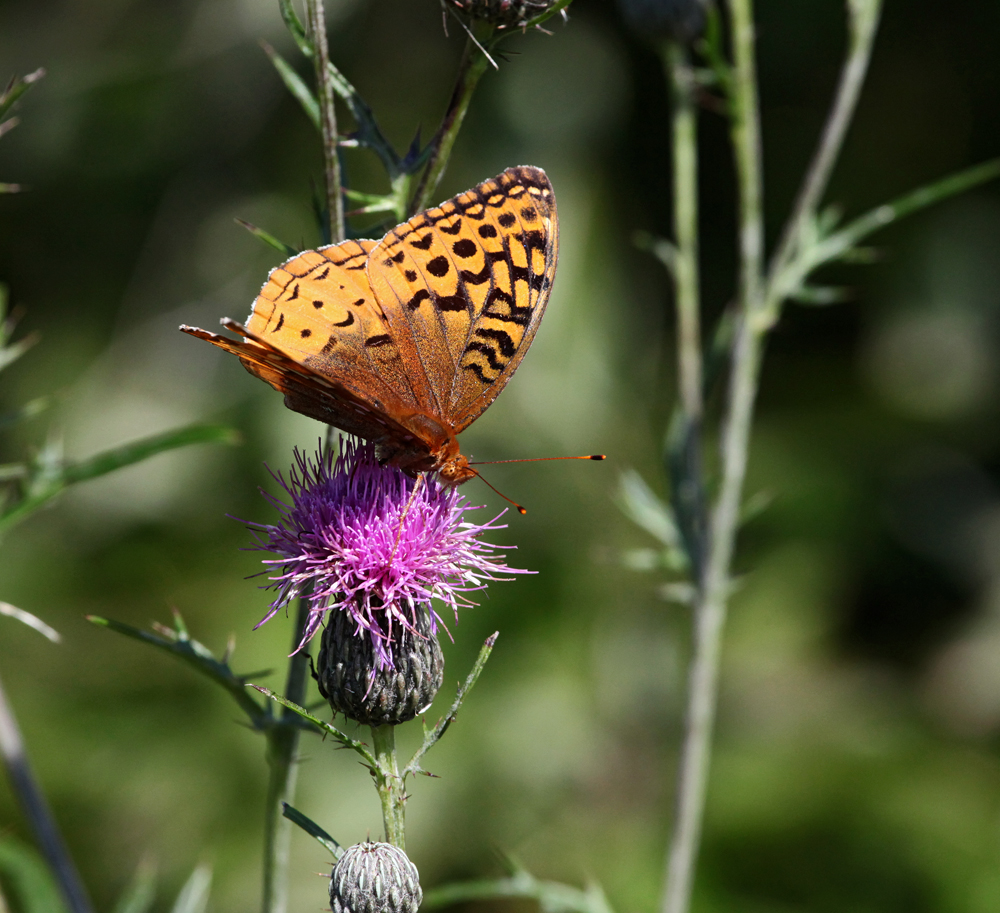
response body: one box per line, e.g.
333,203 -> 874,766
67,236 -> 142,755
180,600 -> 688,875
470,469 -> 528,515
470,454 -> 606,465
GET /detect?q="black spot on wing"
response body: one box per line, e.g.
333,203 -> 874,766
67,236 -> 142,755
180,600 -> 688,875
410,234 -> 433,250
436,292 -> 470,312
439,220 -> 462,235
459,264 -> 492,285
484,287 -> 533,326
453,239 -> 477,258
426,256 -> 450,277
498,212 -> 516,228
462,362 -> 491,384
365,334 -> 393,348
474,327 -> 516,357
312,299 -> 324,309
478,225 -> 497,239
407,289 -> 431,311
300,329 -> 312,338
465,342 -> 504,372
405,269 -> 417,282
333,312 -> 355,327
274,313 -> 285,332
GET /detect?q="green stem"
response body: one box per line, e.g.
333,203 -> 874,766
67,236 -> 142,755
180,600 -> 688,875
665,42 -> 702,427
262,597 -> 311,913
0,669 -> 93,913
662,40 -> 707,578
371,724 -> 405,848
306,0 -> 345,244
662,1 -> 765,911
408,32 -> 492,216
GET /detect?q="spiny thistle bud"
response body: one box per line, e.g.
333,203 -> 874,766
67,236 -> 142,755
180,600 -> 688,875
448,0 -> 559,30
618,0 -> 707,44
317,602 -> 445,726
330,842 -> 422,913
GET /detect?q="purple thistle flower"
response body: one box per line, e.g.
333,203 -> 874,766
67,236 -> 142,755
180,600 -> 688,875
246,438 -> 529,670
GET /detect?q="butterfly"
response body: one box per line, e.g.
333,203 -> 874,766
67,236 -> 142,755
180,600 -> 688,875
181,166 -> 557,484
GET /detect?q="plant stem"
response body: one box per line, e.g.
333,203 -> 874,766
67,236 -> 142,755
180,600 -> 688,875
763,0 -> 883,324
665,42 -> 702,428
262,597 -> 311,913
662,0 -> 764,911
408,32 -> 492,217
306,0 -> 345,244
0,669 -> 93,913
371,724 -> 405,848
662,40 -> 707,578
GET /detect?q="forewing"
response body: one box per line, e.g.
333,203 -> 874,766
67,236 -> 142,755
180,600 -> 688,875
366,166 -> 557,433
179,320 -> 419,444
180,237 -> 429,450
246,239 -> 422,418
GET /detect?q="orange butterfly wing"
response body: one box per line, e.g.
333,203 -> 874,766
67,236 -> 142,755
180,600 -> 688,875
366,165 -> 558,433
181,166 -> 558,479
182,239 -> 422,445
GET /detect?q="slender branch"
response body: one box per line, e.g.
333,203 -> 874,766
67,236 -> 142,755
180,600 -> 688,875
306,0 -> 345,244
662,41 -> 707,578
262,598 -> 312,913
662,0 -> 765,911
408,32 -> 492,216
371,724 -> 405,849
0,669 -> 93,913
666,43 -> 702,427
763,0 -> 883,324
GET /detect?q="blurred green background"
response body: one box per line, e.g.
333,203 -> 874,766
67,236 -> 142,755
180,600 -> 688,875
3,0 -> 1000,910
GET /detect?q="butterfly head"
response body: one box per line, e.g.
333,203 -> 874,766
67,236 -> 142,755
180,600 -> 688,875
437,452 -> 478,485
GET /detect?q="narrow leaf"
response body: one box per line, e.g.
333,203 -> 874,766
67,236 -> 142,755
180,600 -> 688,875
0,331 -> 40,372
0,396 -> 51,430
423,869 -> 614,913
261,41 -> 320,131
169,865 -> 211,913
110,859 -> 157,913
0,424 -> 239,534
235,219 -> 298,257
282,803 -> 343,859
0,602 -> 60,642
0,837 -> 70,913
404,633 -> 497,779
278,0 -> 312,57
819,157 -> 1000,266
250,685 -> 369,758
617,469 -> 681,548
87,615 -> 267,724
0,69 -> 45,123
791,284 -> 851,306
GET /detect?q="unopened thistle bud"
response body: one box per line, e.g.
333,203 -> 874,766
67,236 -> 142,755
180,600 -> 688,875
330,842 -> 422,913
448,0 -> 559,30
317,603 -> 445,726
618,0 -> 707,43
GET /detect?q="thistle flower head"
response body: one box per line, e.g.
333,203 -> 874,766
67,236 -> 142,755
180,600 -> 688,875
248,439 -> 528,669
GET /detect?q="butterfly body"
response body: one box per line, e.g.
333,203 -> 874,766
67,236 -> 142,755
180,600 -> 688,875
181,166 -> 557,483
